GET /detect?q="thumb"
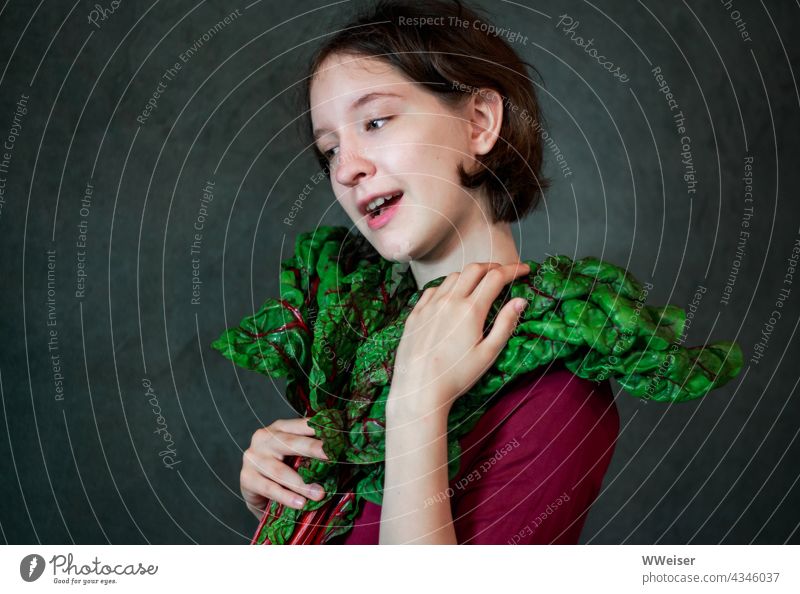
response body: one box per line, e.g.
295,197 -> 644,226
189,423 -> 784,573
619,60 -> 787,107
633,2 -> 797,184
478,298 -> 528,358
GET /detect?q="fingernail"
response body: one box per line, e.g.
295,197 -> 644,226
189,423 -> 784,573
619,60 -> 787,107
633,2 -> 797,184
292,496 -> 306,508
310,485 -> 324,498
514,299 -> 528,313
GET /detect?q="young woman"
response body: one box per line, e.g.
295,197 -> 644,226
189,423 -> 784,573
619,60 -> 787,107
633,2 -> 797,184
238,0 -> 620,544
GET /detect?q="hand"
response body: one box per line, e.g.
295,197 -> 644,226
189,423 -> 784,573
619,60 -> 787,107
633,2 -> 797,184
240,417 -> 329,518
387,262 -> 530,419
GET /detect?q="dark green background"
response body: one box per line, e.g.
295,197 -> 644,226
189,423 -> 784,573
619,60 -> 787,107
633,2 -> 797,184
1,0 -> 798,544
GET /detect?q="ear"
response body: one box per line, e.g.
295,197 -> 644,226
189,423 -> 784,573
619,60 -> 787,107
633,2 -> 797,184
466,87 -> 504,157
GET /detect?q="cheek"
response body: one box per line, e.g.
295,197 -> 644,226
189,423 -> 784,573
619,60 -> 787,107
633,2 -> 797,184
333,194 -> 360,223
390,127 -> 456,170
389,144 -> 461,196
386,143 -> 421,173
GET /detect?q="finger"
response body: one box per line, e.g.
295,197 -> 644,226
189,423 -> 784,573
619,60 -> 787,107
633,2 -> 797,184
452,262 -> 503,297
477,298 -> 528,360
260,459 -> 327,501
272,417 -> 318,437
437,271 -> 461,295
469,262 -> 530,310
266,432 -> 329,461
246,501 -> 266,519
242,491 -> 269,519
245,473 -> 312,510
412,286 -> 437,311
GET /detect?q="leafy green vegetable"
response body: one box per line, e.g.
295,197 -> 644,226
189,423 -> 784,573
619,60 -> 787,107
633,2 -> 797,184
213,226 -> 743,544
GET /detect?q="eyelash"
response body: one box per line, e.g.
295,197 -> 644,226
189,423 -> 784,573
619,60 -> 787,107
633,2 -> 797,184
323,117 -> 391,161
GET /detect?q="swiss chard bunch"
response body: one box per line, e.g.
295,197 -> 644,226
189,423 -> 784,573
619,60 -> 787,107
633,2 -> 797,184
212,226 -> 743,544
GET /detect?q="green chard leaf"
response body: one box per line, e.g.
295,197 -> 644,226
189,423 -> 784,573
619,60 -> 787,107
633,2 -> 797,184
213,225 -> 744,544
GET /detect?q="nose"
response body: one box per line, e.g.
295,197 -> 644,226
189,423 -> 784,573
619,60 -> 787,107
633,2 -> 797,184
333,141 -> 376,187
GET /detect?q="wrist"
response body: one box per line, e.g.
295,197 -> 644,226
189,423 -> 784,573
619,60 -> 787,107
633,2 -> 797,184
386,388 -> 451,425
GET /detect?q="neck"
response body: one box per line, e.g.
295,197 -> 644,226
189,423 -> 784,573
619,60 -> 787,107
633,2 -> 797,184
408,218 -> 521,290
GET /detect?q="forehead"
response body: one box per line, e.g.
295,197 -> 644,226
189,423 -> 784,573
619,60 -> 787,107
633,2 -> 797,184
309,54 -> 412,120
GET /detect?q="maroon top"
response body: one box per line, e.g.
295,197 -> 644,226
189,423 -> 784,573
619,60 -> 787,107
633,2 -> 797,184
327,361 -> 619,544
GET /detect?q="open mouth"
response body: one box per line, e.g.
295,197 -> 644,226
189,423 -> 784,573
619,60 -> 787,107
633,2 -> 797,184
366,192 -> 403,218
365,191 -> 403,230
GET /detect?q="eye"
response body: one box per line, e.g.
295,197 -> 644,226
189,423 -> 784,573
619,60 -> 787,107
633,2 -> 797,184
323,146 -> 338,161
366,116 -> 390,131
322,117 -> 391,163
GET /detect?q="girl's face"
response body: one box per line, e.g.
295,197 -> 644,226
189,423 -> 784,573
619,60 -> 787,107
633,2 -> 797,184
309,52 -> 494,263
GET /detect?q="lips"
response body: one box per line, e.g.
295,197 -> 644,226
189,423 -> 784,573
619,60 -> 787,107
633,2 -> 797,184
366,192 -> 403,230
357,190 -> 403,217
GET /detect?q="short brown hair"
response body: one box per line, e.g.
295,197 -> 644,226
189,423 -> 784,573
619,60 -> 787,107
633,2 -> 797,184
296,0 -> 550,223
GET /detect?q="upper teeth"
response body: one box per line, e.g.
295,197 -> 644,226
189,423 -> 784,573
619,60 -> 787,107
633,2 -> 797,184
366,192 -> 401,214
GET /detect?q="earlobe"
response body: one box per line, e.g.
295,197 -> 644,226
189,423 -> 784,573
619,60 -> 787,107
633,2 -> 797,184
469,88 -> 504,156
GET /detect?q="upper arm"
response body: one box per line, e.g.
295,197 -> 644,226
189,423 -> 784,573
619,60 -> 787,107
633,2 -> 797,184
450,371 -> 619,544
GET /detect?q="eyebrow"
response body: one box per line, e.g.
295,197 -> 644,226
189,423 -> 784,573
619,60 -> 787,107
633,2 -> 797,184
312,91 -> 403,141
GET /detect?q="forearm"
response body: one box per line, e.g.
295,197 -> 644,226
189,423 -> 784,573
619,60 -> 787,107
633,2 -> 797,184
379,402 -> 457,544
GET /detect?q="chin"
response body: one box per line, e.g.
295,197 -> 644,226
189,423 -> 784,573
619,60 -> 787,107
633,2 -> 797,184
371,233 -> 415,262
